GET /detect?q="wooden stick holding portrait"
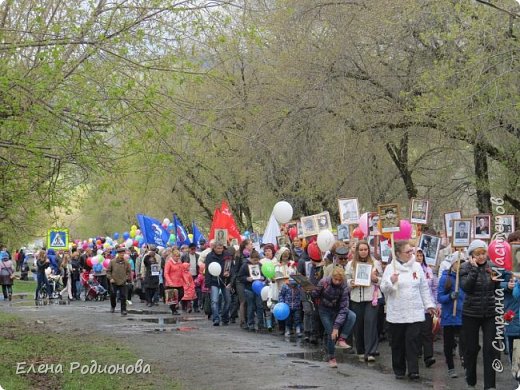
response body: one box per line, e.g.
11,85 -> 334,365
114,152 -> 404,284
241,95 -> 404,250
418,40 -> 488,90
452,249 -> 462,317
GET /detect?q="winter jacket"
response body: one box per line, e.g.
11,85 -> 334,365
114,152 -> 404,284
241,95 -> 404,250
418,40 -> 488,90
143,253 -> 161,289
238,260 -> 264,291
437,270 -> 465,327
278,284 -> 303,310
345,259 -> 383,303
181,251 -> 200,277
36,258 -> 50,275
380,258 -> 435,324
181,263 -> 197,301
106,257 -> 131,286
311,277 -> 350,330
164,258 -> 184,288
204,250 -> 225,288
459,260 -> 499,318
502,272 -> 520,337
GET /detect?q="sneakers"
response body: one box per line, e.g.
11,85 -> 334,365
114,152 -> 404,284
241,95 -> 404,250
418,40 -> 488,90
367,355 -> 376,362
328,358 -> 338,368
121,311 -> 127,316
296,327 -> 302,337
358,354 -> 365,362
336,339 -> 350,349
110,307 -> 115,313
448,369 -> 458,378
284,330 -> 291,337
409,373 -> 420,380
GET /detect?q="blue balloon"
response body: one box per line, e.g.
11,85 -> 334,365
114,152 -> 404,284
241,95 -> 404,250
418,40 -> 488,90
272,302 -> 290,321
93,263 -> 103,273
113,232 -> 120,240
244,230 -> 251,238
168,222 -> 175,231
122,231 -> 130,240
252,280 -> 265,296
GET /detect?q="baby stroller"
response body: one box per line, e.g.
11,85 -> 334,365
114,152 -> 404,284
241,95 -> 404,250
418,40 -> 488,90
80,271 -> 108,301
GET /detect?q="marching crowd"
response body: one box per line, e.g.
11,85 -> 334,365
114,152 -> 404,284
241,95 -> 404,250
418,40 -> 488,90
2,229 -> 520,390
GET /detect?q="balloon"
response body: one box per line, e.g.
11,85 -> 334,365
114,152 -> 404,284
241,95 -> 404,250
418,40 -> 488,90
288,227 -> 297,241
243,230 -> 251,239
86,257 -> 93,267
102,259 -> 110,268
272,302 -> 290,321
93,263 -> 103,273
307,241 -> 321,261
123,232 -> 130,240
489,240 -> 512,270
96,249 -> 103,255
169,233 -> 176,243
133,240 -> 138,247
272,201 -> 293,224
358,212 -> 369,237
317,229 -> 335,252
252,280 -> 265,296
135,229 -> 141,236
260,286 -> 270,301
113,232 -> 120,240
131,225 -> 137,231
168,222 -> 175,232
188,233 -> 193,242
130,230 -> 136,238
208,262 -> 222,276
125,238 -> 133,248
82,243 -> 89,250
163,218 -> 171,227
352,227 -> 365,240
96,240 -> 102,245
393,220 -> 413,240
261,262 -> 275,279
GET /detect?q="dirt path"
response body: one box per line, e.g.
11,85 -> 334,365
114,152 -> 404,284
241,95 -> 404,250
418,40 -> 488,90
1,297 -> 517,389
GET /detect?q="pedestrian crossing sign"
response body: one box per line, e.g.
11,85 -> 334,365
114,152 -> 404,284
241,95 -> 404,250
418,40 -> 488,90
47,229 -> 69,250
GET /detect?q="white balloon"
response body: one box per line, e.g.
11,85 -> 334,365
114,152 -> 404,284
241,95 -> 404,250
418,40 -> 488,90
163,218 -> 171,226
125,238 -> 133,248
317,229 -> 335,252
260,286 -> 270,301
96,249 -> 103,255
208,262 -> 222,277
273,201 -> 293,224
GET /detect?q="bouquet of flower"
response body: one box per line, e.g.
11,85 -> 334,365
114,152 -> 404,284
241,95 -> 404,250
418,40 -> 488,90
504,309 -> 515,323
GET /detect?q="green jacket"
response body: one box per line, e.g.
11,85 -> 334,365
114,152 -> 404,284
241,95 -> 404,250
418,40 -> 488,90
107,257 -> 131,286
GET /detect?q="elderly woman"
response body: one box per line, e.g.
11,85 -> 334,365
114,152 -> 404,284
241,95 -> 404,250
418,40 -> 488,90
460,239 -> 499,390
311,267 -> 357,368
381,240 -> 435,380
0,251 -> 15,301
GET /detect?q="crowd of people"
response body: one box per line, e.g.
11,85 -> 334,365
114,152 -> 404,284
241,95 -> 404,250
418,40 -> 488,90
2,229 -> 520,389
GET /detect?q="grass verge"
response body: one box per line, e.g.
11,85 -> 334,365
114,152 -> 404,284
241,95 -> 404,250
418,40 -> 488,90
12,279 -> 37,295
0,313 -> 180,390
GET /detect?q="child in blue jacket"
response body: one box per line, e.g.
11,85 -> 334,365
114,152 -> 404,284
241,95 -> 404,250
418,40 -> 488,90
437,257 -> 466,379
278,279 -> 303,337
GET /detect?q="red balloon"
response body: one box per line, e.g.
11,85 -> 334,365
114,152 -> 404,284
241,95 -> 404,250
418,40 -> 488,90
288,227 -> 297,240
488,239 -> 512,270
133,240 -> 138,247
352,227 -> 365,240
96,240 -> 102,245
86,257 -> 93,267
307,241 -> 321,261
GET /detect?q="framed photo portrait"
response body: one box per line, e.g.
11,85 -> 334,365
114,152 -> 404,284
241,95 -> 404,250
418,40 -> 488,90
296,222 -> 304,238
444,211 -> 462,240
410,199 -> 429,225
496,215 -> 516,238
418,234 -> 441,267
380,239 -> 392,263
301,215 -> 318,237
316,211 -> 332,232
473,214 -> 491,240
337,224 -> 350,241
248,263 -> 262,280
368,212 -> 381,236
377,204 -> 400,233
215,229 -> 228,246
338,198 -> 360,225
354,263 -> 372,287
230,238 -> 239,247
512,243 -> 520,276
276,235 -> 289,248
452,219 -> 472,248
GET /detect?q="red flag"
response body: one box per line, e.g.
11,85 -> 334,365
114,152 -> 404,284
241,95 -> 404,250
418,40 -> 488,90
208,208 -> 222,241
220,200 -> 242,243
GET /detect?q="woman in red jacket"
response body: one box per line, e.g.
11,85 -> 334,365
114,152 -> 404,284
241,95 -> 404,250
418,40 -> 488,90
164,249 -> 184,315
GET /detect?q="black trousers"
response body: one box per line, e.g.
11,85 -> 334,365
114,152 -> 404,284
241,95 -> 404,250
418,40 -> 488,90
420,312 -> 434,360
351,301 -> 379,356
462,315 -> 497,389
389,322 -> 422,376
110,284 -> 127,313
443,325 -> 464,370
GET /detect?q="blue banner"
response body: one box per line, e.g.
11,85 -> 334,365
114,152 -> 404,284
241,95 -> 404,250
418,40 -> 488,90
173,214 -> 190,246
192,222 -> 206,247
136,214 -> 170,247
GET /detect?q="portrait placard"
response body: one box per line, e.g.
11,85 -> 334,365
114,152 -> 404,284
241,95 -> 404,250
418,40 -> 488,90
338,198 -> 360,225
452,219 -> 472,248
354,263 -> 372,287
378,204 -> 400,233
410,199 -> 429,225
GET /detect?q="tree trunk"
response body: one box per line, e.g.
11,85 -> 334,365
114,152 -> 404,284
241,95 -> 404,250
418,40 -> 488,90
385,131 -> 417,199
474,139 -> 492,213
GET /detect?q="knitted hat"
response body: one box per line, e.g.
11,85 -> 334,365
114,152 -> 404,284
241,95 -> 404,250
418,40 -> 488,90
467,239 -> 488,256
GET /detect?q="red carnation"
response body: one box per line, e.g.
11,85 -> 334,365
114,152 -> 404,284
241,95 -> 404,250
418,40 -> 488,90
504,310 -> 515,323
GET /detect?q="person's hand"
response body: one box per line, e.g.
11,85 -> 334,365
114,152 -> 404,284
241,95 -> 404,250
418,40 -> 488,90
390,273 -> 399,284
110,279 -> 115,283
247,277 -> 253,282
427,307 -> 436,317
469,257 -> 478,267
449,291 -> 459,300
223,271 -> 230,278
331,329 -> 339,341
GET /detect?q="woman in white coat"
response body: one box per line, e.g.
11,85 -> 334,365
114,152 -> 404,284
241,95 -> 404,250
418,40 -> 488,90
381,240 -> 436,381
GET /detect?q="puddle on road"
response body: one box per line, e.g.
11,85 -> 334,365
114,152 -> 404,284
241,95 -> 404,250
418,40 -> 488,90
140,317 -> 177,325
285,352 -> 392,374
286,386 -> 321,389
127,309 -> 170,315
231,351 -> 259,354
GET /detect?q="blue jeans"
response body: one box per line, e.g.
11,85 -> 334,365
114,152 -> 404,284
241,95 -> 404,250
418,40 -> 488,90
35,273 -> 51,299
244,289 -> 264,329
318,306 -> 356,359
211,285 -> 231,324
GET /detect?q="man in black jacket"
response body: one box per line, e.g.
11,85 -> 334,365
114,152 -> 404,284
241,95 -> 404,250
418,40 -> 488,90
205,243 -> 231,326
